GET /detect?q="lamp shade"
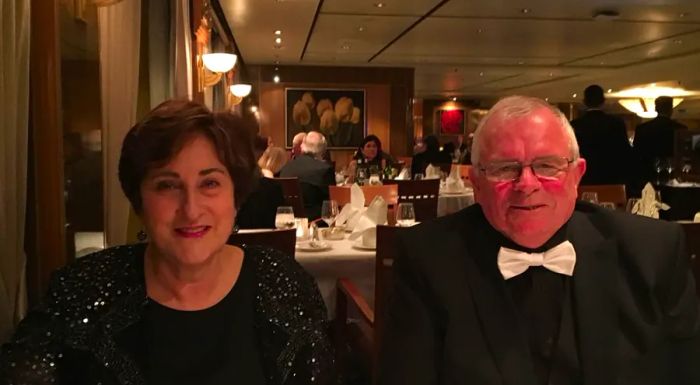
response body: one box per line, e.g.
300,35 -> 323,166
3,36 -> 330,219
230,84 -> 252,97
202,53 -> 237,73
609,83 -> 694,118
618,97 -> 684,119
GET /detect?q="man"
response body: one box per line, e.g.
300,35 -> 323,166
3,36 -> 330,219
291,132 -> 307,159
570,84 -> 631,186
279,131 -> 335,220
379,96 -> 699,385
634,96 -> 688,187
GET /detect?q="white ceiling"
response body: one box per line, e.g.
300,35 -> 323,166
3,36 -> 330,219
221,0 -> 700,116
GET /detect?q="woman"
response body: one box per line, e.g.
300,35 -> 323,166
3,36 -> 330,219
0,100 -> 335,384
258,146 -> 289,178
346,135 -> 388,183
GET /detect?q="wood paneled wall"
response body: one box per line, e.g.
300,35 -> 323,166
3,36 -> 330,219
249,65 -> 413,170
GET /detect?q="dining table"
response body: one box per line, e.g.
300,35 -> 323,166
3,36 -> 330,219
437,187 -> 475,217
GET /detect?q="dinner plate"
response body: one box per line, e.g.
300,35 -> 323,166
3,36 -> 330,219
351,238 -> 376,251
296,241 -> 332,252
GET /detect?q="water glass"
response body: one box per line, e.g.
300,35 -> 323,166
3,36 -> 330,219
396,203 -> 416,227
414,173 -> 424,181
275,206 -> 295,229
581,192 -> 599,204
321,200 -> 339,227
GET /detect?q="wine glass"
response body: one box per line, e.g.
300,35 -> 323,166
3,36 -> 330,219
626,198 -> 641,214
396,203 -> 416,227
414,173 -> 424,181
274,206 -> 295,229
653,158 -> 663,185
581,192 -> 599,204
321,200 -> 339,228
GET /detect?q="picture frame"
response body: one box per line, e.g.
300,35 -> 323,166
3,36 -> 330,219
285,88 -> 366,149
435,108 -> 466,135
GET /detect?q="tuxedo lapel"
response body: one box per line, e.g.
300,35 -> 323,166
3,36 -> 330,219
459,213 -> 538,385
567,211 -> 620,385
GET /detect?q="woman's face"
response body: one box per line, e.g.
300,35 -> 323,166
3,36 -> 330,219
362,140 -> 379,160
139,135 -> 236,267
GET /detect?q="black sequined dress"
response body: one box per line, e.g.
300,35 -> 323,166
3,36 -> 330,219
0,244 -> 336,385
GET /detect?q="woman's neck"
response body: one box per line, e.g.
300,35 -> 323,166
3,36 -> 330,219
144,244 -> 244,311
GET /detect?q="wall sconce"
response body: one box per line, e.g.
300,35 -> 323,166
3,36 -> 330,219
196,15 -> 252,104
608,82 -> 698,118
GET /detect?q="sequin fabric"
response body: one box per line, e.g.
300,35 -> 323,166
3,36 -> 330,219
0,244 -> 337,384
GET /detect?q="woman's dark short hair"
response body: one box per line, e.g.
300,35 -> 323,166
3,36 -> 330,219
354,134 -> 383,160
118,99 -> 258,213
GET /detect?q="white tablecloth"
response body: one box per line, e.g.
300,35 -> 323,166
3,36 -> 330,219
295,236 -> 375,317
437,189 -> 475,216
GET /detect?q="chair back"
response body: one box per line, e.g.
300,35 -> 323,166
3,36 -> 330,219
273,177 -> 306,217
329,185 -> 399,208
374,225 -> 401,363
680,222 -> 700,296
394,179 -> 440,221
228,229 -> 296,257
578,184 -> 627,209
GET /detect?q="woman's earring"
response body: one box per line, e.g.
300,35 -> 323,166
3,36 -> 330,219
137,230 -> 148,242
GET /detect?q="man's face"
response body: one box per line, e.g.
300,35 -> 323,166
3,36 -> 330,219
469,107 -> 586,248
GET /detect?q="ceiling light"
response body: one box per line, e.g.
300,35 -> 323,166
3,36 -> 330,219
679,12 -> 687,18
374,2 -> 384,7
274,30 -> 282,36
545,97 -> 549,102
607,88 -> 613,93
230,84 -> 252,97
275,37 -> 282,44
518,61 -> 525,65
358,26 -> 365,32
572,93 -> 577,98
250,106 -> 258,113
201,53 -> 237,73
548,72 -> 553,77
273,75 -> 280,83
674,39 -> 683,44
341,43 -> 351,50
479,72 -> 484,76
451,97 -> 457,101
477,28 -> 483,34
521,8 -> 530,14
608,83 -> 698,118
599,61 -> 605,65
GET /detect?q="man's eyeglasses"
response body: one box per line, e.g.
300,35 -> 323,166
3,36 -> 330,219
478,156 -> 575,182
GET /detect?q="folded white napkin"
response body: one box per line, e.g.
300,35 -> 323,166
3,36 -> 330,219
425,164 -> 440,179
395,167 -> 410,180
348,196 -> 388,248
632,183 -> 669,218
694,212 -> 700,223
335,184 -> 367,230
667,178 -> 700,188
443,166 -> 465,192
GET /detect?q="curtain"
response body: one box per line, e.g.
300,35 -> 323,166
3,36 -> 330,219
172,0 -> 192,100
98,0 -> 140,246
0,0 -> 30,342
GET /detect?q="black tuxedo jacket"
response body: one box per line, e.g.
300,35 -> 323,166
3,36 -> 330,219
279,154 -> 335,220
571,110 -> 632,186
378,203 -> 700,385
633,116 -> 688,187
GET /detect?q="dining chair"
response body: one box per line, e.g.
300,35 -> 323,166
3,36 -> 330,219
273,177 -> 306,218
679,222 -> 700,296
329,185 -> 399,208
335,225 -> 401,380
227,228 -> 297,258
393,179 -> 440,221
578,184 -> 627,209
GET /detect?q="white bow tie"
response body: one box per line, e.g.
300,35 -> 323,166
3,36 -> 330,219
497,241 -> 576,280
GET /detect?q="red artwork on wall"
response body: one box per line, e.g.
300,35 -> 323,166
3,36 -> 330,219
437,109 -> 465,135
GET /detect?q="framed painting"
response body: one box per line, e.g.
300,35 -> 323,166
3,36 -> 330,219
435,108 -> 466,135
285,88 -> 366,149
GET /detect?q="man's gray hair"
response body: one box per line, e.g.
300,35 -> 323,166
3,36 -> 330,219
471,95 -> 580,165
301,131 -> 327,158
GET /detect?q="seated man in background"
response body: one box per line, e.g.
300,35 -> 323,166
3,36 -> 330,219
279,131 -> 335,220
379,95 -> 699,385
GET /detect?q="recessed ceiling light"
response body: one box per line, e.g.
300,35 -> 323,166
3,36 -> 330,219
674,39 -> 683,44
341,43 -> 351,50
273,75 -> 280,83
518,61 -> 525,65
545,97 -> 549,102
275,37 -> 282,44
358,26 -> 365,32
374,2 -> 384,8
274,66 -> 279,71
572,93 -> 578,98
679,12 -> 687,18
274,60 -> 280,65
599,61 -> 605,65
479,72 -> 484,76
251,106 -> 258,112
451,97 -> 457,101
548,72 -> 554,77
477,28 -> 484,34
521,8 -> 530,14
274,30 -> 282,36
607,88 -> 613,93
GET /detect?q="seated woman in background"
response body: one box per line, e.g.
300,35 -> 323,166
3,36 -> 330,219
0,100 -> 335,384
411,134 -> 452,177
346,134 -> 391,183
258,146 -> 289,178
